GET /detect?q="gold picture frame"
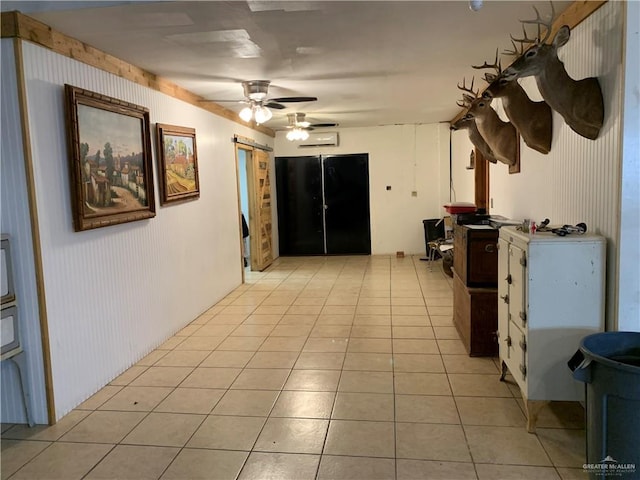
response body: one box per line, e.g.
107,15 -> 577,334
156,123 -> 200,205
64,85 -> 155,231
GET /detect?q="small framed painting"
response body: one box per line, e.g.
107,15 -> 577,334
156,124 -> 200,204
64,84 -> 155,231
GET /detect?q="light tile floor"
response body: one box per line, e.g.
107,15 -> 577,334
1,256 -> 588,479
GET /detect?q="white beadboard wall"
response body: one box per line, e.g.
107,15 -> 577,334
451,2 -> 625,329
618,0 -> 640,332
274,123 -> 451,255
12,41 -> 272,421
1,39 -> 49,424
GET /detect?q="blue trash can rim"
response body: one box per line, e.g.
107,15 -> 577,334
580,331 -> 640,374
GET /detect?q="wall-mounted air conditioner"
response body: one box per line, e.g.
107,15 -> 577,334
298,132 -> 339,147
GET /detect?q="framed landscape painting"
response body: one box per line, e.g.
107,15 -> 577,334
156,123 -> 200,204
64,85 -> 155,231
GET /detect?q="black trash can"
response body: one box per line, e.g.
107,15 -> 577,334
571,332 -> 640,479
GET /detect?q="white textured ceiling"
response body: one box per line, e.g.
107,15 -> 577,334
3,0 -> 570,130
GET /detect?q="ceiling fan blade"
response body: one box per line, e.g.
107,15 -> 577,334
265,102 -> 286,110
309,122 -> 339,128
269,96 -> 318,103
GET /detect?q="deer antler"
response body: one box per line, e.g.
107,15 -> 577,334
457,77 -> 477,97
510,23 -> 537,46
519,1 -> 555,44
472,49 -> 502,83
503,37 -> 527,57
456,77 -> 478,107
472,49 -> 502,74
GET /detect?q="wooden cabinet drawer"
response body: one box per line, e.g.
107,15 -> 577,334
454,225 -> 499,287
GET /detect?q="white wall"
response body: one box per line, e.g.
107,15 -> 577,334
450,129 -> 476,205
2,40 -> 273,422
617,0 -> 639,332
274,124 -> 450,255
451,2 -> 634,331
1,39 -> 49,424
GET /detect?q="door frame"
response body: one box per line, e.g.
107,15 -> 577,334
235,144 -> 251,282
234,136 -> 275,279
275,153 -> 371,256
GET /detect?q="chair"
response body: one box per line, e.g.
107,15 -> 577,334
423,217 -> 453,271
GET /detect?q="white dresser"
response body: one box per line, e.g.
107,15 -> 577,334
497,226 -> 606,432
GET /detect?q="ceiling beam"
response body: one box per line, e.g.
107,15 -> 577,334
1,11 -> 275,138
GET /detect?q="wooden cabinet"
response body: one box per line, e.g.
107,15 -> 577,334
453,224 -> 498,287
497,227 -> 606,432
453,271 -> 498,356
452,224 -> 499,357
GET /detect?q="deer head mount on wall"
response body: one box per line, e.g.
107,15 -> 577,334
458,77 -> 518,167
451,113 -> 499,165
501,3 -> 604,140
473,49 -> 553,154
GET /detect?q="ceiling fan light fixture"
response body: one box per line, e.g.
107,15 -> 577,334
243,80 -> 270,102
238,102 -> 272,124
254,105 -> 273,124
239,106 -> 253,122
286,127 -> 309,141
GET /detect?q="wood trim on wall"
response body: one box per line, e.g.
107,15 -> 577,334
12,37 -> 56,425
474,149 -> 490,212
449,0 -> 608,124
0,11 -> 275,138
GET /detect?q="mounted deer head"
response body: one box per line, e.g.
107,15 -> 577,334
451,114 -> 498,164
501,4 -> 604,140
459,77 -> 518,166
453,78 -> 498,164
474,49 -> 552,154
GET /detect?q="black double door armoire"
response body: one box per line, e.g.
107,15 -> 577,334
275,153 -> 371,255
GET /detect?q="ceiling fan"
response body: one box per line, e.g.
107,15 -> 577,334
201,80 -> 318,124
284,112 -> 339,141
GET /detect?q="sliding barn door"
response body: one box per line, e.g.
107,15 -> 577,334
249,149 -> 274,270
275,153 -> 371,255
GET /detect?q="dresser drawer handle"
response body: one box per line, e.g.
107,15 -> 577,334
519,364 -> 527,377
485,244 -> 495,253
500,294 -> 509,304
505,274 -> 512,284
506,336 -> 512,347
519,339 -> 527,352
519,311 -> 527,324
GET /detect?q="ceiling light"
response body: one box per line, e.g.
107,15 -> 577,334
254,105 -> 272,124
239,106 -> 253,122
239,103 -> 273,124
286,127 -> 310,141
469,0 -> 483,11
